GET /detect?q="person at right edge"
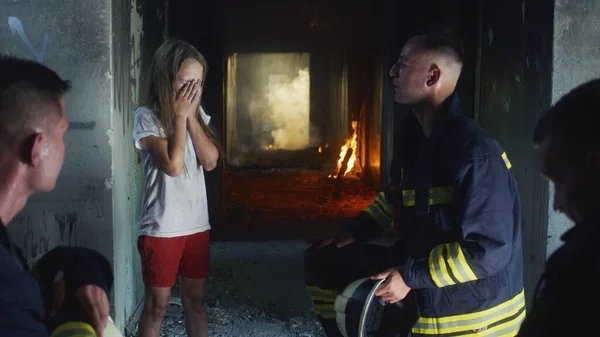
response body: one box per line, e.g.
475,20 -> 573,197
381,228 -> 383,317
304,27 -> 525,336
516,79 -> 600,336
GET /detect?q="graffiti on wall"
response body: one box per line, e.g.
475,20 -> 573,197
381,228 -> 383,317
7,16 -> 99,132
8,16 -> 49,64
69,121 -> 97,130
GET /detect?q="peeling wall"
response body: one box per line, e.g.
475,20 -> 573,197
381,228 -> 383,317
1,0 -> 115,280
0,0 -> 163,331
476,0 -> 554,301
112,0 -> 168,329
548,0 -> 600,257
110,0 -> 144,329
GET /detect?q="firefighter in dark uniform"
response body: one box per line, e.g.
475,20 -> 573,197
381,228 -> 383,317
517,79 -> 600,336
304,28 -> 526,337
0,56 -> 116,337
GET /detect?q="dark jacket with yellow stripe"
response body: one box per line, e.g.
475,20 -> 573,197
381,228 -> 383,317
348,94 -> 525,336
0,222 -> 113,337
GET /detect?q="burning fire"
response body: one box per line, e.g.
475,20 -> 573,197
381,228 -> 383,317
330,121 -> 358,179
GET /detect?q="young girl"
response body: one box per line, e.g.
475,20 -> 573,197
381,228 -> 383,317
133,39 -> 219,337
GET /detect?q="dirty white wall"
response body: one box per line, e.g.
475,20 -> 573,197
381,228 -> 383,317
1,0 -> 115,280
547,0 -> 600,257
111,0 -> 145,329
0,0 -> 149,331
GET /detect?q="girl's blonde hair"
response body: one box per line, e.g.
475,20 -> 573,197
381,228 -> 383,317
145,39 -> 222,164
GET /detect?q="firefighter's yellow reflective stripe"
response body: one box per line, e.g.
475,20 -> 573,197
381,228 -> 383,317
306,286 -> 337,295
502,152 -> 512,170
315,307 -> 337,319
429,244 -> 456,287
306,286 -> 337,302
307,286 -> 337,318
412,290 -> 525,336
469,310 -> 525,337
446,242 -> 478,283
402,189 -> 415,206
364,203 -> 393,232
374,192 -> 392,216
429,187 -> 454,205
50,322 -> 96,337
402,187 -> 453,207
314,303 -> 336,319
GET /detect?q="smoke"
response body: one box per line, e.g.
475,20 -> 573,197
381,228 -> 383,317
266,68 -> 310,150
230,53 -> 318,156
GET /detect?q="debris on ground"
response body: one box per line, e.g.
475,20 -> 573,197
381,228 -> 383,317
127,241 -> 326,337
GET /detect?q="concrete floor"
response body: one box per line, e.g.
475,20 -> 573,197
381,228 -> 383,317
127,241 -> 326,337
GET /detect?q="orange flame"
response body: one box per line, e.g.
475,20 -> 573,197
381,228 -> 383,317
331,121 -> 358,178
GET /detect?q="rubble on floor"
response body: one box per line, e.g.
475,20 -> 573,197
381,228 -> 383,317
127,241 -> 326,337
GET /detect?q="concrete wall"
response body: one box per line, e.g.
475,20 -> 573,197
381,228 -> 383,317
111,0 -> 144,329
0,0 -> 161,330
478,0 -> 600,299
1,0 -> 115,285
547,0 -> 600,257
474,0 -> 554,301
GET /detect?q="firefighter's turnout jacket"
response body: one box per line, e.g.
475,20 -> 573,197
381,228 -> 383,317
0,220 -> 117,337
351,94 -> 525,336
517,213 -> 600,337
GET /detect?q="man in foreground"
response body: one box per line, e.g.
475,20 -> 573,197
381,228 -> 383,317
517,79 -> 600,336
0,55 -> 114,337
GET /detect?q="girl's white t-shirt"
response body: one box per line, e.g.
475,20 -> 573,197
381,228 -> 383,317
133,106 -> 211,237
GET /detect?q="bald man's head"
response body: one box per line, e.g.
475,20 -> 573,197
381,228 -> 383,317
389,28 -> 464,105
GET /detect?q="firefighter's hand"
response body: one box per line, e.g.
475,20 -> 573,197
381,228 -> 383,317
51,273 -> 109,337
76,285 -> 109,337
306,232 -> 357,249
372,267 -> 411,304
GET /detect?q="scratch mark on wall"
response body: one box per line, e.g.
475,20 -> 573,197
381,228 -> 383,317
8,16 -> 49,63
69,121 -> 97,130
39,236 -> 49,255
106,128 -> 115,191
54,212 -> 78,245
554,15 -> 571,40
504,99 -> 511,113
104,177 -> 114,191
488,29 -> 494,46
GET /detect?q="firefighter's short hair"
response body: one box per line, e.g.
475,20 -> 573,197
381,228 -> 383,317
534,78 -> 600,158
419,26 -> 465,67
